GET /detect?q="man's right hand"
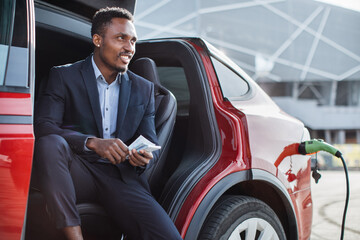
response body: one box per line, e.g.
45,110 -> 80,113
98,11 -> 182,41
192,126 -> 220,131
86,138 -> 129,164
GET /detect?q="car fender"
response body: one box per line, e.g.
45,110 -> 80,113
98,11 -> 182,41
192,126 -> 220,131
184,169 -> 298,240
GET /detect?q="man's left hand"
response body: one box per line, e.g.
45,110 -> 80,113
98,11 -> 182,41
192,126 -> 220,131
128,149 -> 153,167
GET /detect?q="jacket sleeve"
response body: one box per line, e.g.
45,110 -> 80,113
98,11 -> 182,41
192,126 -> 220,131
34,67 -> 91,154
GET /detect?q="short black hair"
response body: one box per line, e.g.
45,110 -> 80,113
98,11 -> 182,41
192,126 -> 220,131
91,7 -> 134,37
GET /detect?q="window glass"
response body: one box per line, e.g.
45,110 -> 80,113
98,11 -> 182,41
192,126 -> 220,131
4,0 -> 29,88
157,66 -> 190,116
11,0 -> 27,48
0,0 -> 15,85
211,57 -> 249,99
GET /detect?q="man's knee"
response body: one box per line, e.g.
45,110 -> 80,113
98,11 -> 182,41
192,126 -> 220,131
34,134 -> 72,164
36,134 -> 69,151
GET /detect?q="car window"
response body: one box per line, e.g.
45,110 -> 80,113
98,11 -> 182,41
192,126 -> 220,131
1,0 -> 29,88
0,0 -> 15,85
211,56 -> 249,100
157,66 -> 190,116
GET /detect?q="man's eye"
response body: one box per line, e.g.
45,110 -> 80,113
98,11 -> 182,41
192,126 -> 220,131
117,36 -> 124,40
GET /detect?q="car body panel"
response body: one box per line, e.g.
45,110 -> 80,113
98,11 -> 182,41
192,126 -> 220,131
174,39 -> 312,239
0,93 -> 33,116
0,0 -> 36,238
207,40 -> 312,240
172,41 -> 250,236
0,125 -> 34,239
0,94 -> 34,239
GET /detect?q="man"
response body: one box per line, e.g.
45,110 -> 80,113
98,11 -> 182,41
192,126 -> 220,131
33,7 -> 182,240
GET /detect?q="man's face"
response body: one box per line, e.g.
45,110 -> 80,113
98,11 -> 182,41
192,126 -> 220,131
97,18 -> 137,73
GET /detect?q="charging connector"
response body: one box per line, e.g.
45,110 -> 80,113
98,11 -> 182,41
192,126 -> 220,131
298,139 -> 349,240
298,139 -> 342,158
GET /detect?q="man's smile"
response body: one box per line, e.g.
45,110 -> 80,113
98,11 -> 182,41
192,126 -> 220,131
119,53 -> 132,64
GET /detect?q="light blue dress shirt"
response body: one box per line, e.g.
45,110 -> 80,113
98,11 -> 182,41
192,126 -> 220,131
84,57 -> 127,158
91,56 -> 122,139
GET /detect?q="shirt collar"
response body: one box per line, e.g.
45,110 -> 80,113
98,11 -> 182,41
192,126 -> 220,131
91,55 -> 128,84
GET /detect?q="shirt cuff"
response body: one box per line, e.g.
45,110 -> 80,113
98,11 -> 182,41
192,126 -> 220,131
84,137 -> 94,152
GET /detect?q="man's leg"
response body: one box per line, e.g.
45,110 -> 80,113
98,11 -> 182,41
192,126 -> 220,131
94,162 -> 182,240
32,134 -> 97,239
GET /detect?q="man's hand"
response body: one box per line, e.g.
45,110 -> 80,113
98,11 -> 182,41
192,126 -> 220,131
128,149 -> 153,167
86,138 -> 129,164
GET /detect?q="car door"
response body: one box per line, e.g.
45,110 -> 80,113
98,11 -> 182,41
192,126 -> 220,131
0,0 -> 35,239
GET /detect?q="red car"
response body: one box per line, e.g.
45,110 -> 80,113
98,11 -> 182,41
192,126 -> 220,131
0,0 -> 312,239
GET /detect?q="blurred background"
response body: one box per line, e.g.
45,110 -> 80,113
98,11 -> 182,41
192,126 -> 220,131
134,0 -> 360,170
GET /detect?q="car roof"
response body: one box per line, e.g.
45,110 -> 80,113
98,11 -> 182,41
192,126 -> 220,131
36,0 -> 136,20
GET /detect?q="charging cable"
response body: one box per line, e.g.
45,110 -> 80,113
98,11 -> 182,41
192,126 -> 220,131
298,139 -> 349,240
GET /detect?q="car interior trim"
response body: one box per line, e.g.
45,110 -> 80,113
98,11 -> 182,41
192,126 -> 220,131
0,86 -> 31,93
165,40 -> 222,220
0,115 -> 33,124
132,39 -> 222,220
34,2 -> 91,39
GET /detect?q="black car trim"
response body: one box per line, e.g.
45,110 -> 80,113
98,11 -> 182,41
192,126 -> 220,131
37,0 -> 136,19
35,2 -> 91,40
0,86 -> 31,93
162,40 -> 222,220
0,115 -> 33,124
133,38 -> 223,221
184,169 -> 299,240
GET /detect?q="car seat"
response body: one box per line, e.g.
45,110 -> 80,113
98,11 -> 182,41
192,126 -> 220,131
129,57 -> 177,198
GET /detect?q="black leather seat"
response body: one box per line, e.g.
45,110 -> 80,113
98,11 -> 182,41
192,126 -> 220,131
129,57 -> 177,198
26,57 -> 177,239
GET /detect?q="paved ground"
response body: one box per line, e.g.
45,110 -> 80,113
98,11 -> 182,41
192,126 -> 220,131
310,170 -> 360,240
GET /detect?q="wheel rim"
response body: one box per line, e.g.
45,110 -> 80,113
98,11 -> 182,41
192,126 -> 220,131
228,217 -> 280,240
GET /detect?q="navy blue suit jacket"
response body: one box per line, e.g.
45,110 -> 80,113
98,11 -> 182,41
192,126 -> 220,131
34,55 -> 158,169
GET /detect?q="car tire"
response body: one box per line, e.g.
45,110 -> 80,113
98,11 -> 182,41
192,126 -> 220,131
198,195 -> 286,240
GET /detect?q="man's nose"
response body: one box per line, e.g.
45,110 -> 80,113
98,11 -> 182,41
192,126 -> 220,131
124,40 -> 135,53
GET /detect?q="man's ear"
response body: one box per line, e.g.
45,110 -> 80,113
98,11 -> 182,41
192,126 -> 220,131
92,34 -> 102,48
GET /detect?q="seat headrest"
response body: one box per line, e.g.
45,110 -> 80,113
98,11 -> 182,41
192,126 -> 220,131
130,57 -> 161,87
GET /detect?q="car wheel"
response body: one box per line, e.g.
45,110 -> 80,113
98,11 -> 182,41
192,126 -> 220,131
198,195 -> 286,240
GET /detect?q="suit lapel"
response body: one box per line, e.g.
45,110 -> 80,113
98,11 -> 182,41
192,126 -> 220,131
116,73 -> 132,138
81,56 -> 103,138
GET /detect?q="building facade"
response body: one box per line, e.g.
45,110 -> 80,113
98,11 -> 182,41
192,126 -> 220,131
134,0 -> 360,144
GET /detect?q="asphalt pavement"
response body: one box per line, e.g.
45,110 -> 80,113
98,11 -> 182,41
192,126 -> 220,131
310,170 -> 360,240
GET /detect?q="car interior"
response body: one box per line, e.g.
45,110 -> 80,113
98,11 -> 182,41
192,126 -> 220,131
28,3 -> 220,239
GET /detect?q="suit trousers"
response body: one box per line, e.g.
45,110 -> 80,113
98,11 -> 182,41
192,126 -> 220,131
32,134 -> 182,240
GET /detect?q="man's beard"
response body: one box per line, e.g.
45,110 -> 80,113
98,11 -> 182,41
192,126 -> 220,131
99,51 -> 129,74
103,58 -> 128,74
116,65 -> 127,73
